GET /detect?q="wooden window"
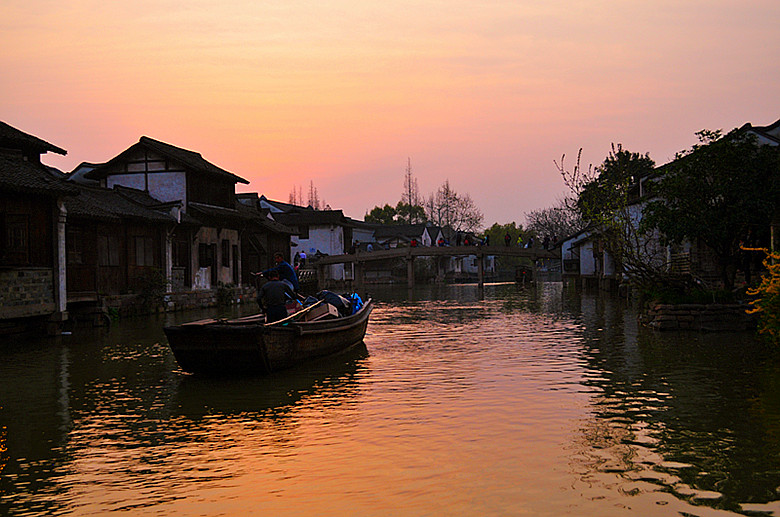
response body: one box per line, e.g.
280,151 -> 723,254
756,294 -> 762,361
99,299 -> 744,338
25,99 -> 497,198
199,243 -> 213,267
232,244 -> 239,284
221,239 -> 230,268
98,233 -> 120,266
2,214 -> 29,265
173,239 -> 189,268
66,227 -> 82,265
134,236 -> 155,266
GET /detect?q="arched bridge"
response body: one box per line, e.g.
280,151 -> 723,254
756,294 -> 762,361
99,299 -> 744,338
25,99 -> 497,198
312,245 -> 559,289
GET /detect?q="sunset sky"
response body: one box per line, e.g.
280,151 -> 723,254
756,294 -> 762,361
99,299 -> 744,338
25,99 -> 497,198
2,1 -> 779,226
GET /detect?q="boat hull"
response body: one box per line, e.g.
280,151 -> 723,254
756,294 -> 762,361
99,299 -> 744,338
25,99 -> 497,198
164,300 -> 373,375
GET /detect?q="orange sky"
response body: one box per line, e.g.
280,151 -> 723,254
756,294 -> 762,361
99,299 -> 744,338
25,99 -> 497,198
2,0 -> 779,225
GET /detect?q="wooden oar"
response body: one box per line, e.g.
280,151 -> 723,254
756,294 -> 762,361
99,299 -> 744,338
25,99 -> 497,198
264,299 -> 324,327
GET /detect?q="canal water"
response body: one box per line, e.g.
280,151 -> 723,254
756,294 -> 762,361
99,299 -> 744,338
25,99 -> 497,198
2,282 -> 780,516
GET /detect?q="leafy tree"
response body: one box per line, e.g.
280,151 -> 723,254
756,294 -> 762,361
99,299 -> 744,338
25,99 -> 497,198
425,179 -> 483,232
642,129 -> 780,290
577,145 -> 655,224
481,222 -> 530,269
559,144 -> 664,287
483,222 -> 525,247
364,204 -> 398,225
396,201 -> 427,224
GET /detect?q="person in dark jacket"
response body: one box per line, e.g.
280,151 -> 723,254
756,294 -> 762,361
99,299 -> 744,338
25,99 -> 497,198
259,270 -> 296,323
257,252 -> 299,291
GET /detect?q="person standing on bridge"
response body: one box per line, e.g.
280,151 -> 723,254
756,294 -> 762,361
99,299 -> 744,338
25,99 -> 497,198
504,233 -> 511,247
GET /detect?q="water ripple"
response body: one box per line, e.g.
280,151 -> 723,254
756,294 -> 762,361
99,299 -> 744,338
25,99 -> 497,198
1,284 -> 779,516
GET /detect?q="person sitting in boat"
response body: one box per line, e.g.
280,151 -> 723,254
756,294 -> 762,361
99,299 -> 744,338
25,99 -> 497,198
255,252 -> 299,291
259,270 -> 296,323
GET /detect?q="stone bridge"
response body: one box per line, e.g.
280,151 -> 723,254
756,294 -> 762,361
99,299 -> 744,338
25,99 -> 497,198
312,245 -> 559,289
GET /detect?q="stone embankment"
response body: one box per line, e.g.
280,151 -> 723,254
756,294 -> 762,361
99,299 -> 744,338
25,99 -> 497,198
640,303 -> 757,331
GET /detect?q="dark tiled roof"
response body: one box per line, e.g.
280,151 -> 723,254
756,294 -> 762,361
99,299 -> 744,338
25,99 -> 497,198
66,162 -> 102,185
86,136 -> 249,184
112,185 -> 168,207
235,202 -> 295,234
742,121 -> 780,145
64,184 -> 174,223
0,121 -> 67,156
273,209 -> 347,227
259,195 -> 307,212
188,202 -> 259,227
374,223 -> 431,239
0,152 -> 79,196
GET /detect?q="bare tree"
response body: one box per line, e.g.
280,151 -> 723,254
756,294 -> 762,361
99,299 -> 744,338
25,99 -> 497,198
554,148 -> 595,215
524,197 -> 585,241
398,158 -> 425,224
425,179 -> 483,232
289,185 -> 304,206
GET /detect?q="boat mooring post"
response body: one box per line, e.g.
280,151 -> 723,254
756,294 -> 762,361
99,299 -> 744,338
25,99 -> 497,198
354,260 -> 364,294
316,264 -> 327,290
407,254 -> 415,289
477,250 -> 484,288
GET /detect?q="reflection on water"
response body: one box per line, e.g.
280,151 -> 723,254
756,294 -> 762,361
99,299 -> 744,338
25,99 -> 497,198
1,283 -> 780,515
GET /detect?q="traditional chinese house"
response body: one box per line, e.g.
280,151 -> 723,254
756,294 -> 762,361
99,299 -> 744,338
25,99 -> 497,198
85,136 -> 253,290
0,121 -> 78,333
63,184 -> 175,299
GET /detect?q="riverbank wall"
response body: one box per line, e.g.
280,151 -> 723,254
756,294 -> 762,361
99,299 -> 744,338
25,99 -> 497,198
68,286 -> 257,326
640,303 -> 757,331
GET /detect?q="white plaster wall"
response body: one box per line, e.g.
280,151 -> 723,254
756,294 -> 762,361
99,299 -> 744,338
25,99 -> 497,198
562,235 -> 583,261
604,250 -> 616,276
148,172 -> 187,204
296,225 -> 344,256
107,174 -> 145,191
580,241 -> 596,276
107,171 -> 186,204
294,225 -> 346,280
190,227 -> 242,289
425,229 -> 440,246
352,227 -> 374,245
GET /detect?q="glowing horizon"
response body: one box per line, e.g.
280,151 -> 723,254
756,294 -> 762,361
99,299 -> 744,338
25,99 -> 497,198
2,0 -> 779,225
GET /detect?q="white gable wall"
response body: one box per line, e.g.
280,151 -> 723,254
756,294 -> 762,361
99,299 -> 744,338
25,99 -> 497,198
352,227 -> 375,245
294,224 -> 346,281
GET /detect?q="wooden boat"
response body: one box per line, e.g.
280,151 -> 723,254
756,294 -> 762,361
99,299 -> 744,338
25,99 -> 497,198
163,299 -> 373,375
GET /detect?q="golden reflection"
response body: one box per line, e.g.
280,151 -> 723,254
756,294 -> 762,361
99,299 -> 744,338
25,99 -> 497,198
0,425 -> 7,474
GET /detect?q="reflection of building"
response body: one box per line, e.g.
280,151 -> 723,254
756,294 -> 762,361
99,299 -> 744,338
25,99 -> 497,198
0,121 -> 78,332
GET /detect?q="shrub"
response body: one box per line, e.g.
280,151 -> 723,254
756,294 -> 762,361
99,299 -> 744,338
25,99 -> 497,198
747,249 -> 780,343
138,268 -> 168,311
216,282 -> 235,306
